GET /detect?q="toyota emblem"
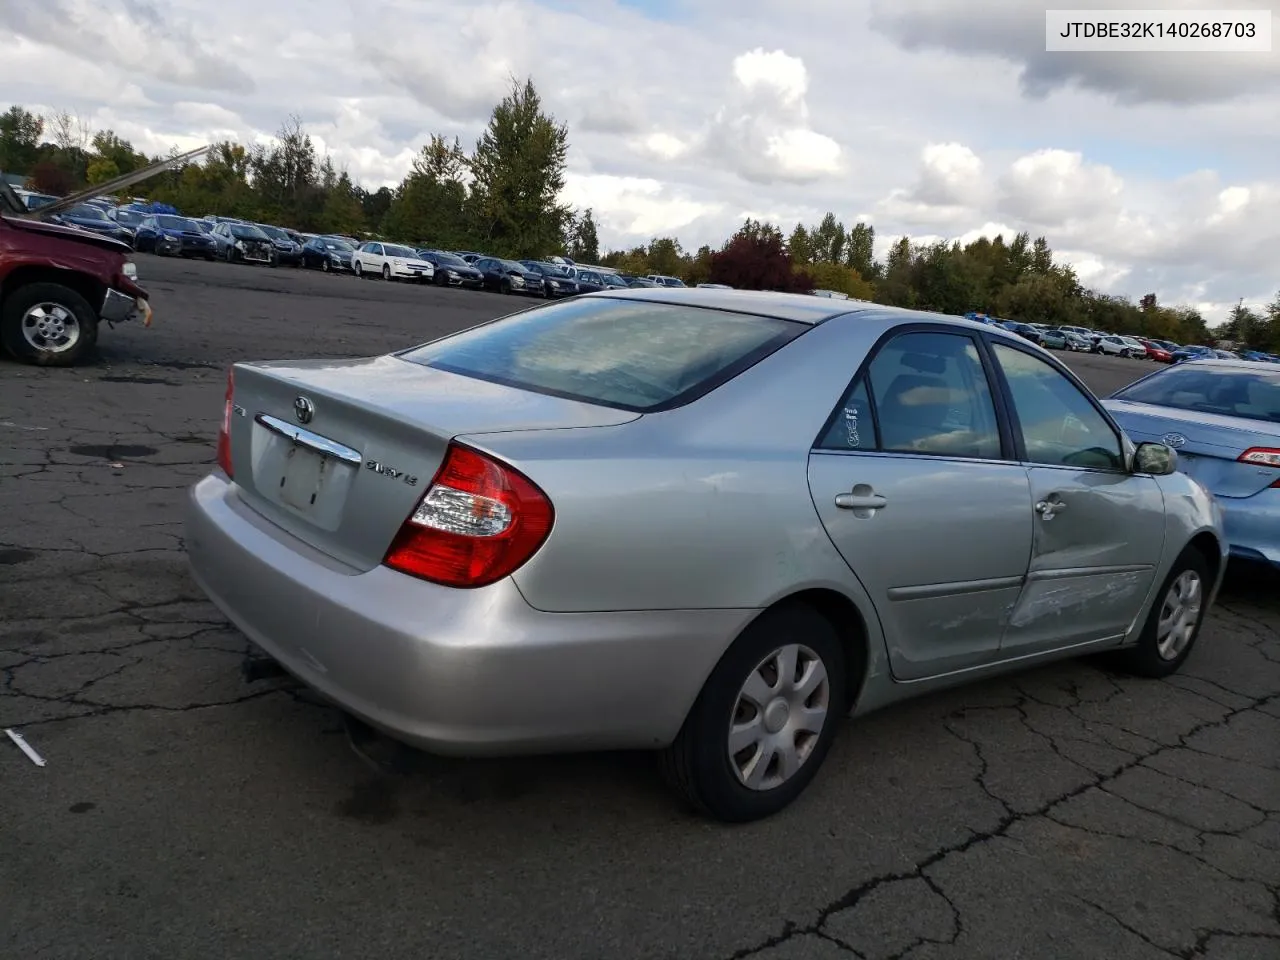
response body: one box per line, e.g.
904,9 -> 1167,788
293,396 -> 314,424
1162,432 -> 1186,448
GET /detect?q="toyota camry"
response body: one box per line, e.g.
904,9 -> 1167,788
185,289 -> 1226,822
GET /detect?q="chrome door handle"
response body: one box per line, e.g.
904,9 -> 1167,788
835,486 -> 887,511
1035,498 -> 1066,519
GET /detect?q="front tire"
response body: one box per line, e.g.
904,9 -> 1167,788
321,259 -> 330,273
354,260 -> 363,278
1113,548 -> 1211,678
382,263 -> 391,281
660,604 -> 848,822
0,282 -> 100,367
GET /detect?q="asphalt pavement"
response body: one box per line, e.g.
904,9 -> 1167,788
2,257 -> 1278,960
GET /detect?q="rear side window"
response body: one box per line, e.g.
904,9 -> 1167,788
401,297 -> 805,412
1113,365 -> 1280,424
817,331 -> 1001,459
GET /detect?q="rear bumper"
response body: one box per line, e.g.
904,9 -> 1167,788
184,473 -> 745,755
1221,488 -> 1280,567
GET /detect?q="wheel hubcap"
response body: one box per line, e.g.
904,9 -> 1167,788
1156,569 -> 1202,660
21,302 -> 80,353
728,643 -> 829,791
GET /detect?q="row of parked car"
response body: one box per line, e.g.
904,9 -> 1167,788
965,313 -> 1280,366
297,238 -> 696,298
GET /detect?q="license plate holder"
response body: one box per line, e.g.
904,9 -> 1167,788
278,445 -> 330,512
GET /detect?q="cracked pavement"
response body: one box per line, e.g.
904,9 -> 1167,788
2,258 -> 1278,960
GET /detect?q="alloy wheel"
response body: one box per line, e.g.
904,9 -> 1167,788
20,301 -> 81,354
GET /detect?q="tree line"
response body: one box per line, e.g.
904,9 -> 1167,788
2,87 -> 1276,351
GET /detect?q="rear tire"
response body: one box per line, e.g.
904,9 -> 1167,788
1,282 -> 100,367
659,604 -> 848,822
1112,548 -> 1211,678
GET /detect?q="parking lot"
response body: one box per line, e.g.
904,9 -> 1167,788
2,257 -> 1278,960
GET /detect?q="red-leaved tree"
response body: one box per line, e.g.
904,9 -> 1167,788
27,159 -> 75,196
708,219 -> 814,292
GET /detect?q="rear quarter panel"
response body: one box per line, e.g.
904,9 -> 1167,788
467,312 -> 898,616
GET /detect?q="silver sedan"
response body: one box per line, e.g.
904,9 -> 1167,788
185,288 -> 1227,822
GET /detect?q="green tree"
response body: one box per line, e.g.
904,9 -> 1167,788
381,135 -> 470,247
646,237 -> 686,277
568,208 -> 600,262
787,224 -> 813,264
468,77 -> 571,258
91,130 -> 147,176
809,212 -> 846,264
844,222 -> 876,279
318,173 -> 367,235
808,261 -> 875,300
0,105 -> 43,174
85,157 -> 120,185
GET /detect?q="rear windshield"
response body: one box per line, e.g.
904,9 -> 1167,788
400,296 -> 806,412
1113,365 -> 1280,423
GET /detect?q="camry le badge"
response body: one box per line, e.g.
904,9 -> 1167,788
1162,433 -> 1187,448
293,396 -> 314,424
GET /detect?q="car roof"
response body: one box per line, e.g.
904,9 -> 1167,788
1171,358 -> 1280,373
582,287 -> 1016,331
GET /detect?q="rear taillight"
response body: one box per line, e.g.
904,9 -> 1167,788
215,368 -> 235,478
1239,447 -> 1280,468
383,443 -> 554,588
1238,447 -> 1280,487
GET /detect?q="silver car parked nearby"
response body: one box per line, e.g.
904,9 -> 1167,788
185,289 -> 1227,822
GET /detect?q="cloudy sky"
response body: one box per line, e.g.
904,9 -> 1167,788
1,0 -> 1275,321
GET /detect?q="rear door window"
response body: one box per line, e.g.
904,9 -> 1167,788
817,331 -> 1002,459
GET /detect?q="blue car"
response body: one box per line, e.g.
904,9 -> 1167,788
1104,359 -> 1280,569
51,203 -> 135,244
1170,344 -> 1214,363
133,214 -> 218,259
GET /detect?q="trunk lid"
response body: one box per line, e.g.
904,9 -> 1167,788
1105,399 -> 1280,498
226,354 -> 640,570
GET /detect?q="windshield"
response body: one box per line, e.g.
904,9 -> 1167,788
230,224 -> 268,240
384,244 -> 418,258
113,209 -> 145,226
432,252 -> 466,267
68,204 -> 108,220
601,274 -> 628,287
400,297 -> 806,412
258,225 -> 288,240
1113,365 -> 1280,423
24,194 -> 57,209
156,215 -> 200,231
322,238 -> 353,251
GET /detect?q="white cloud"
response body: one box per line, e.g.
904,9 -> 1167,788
998,149 -> 1124,225
0,0 -> 1274,323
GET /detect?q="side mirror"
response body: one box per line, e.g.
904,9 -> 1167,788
1133,442 -> 1178,476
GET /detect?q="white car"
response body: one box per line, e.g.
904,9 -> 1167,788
1095,334 -> 1145,359
352,242 -> 436,283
